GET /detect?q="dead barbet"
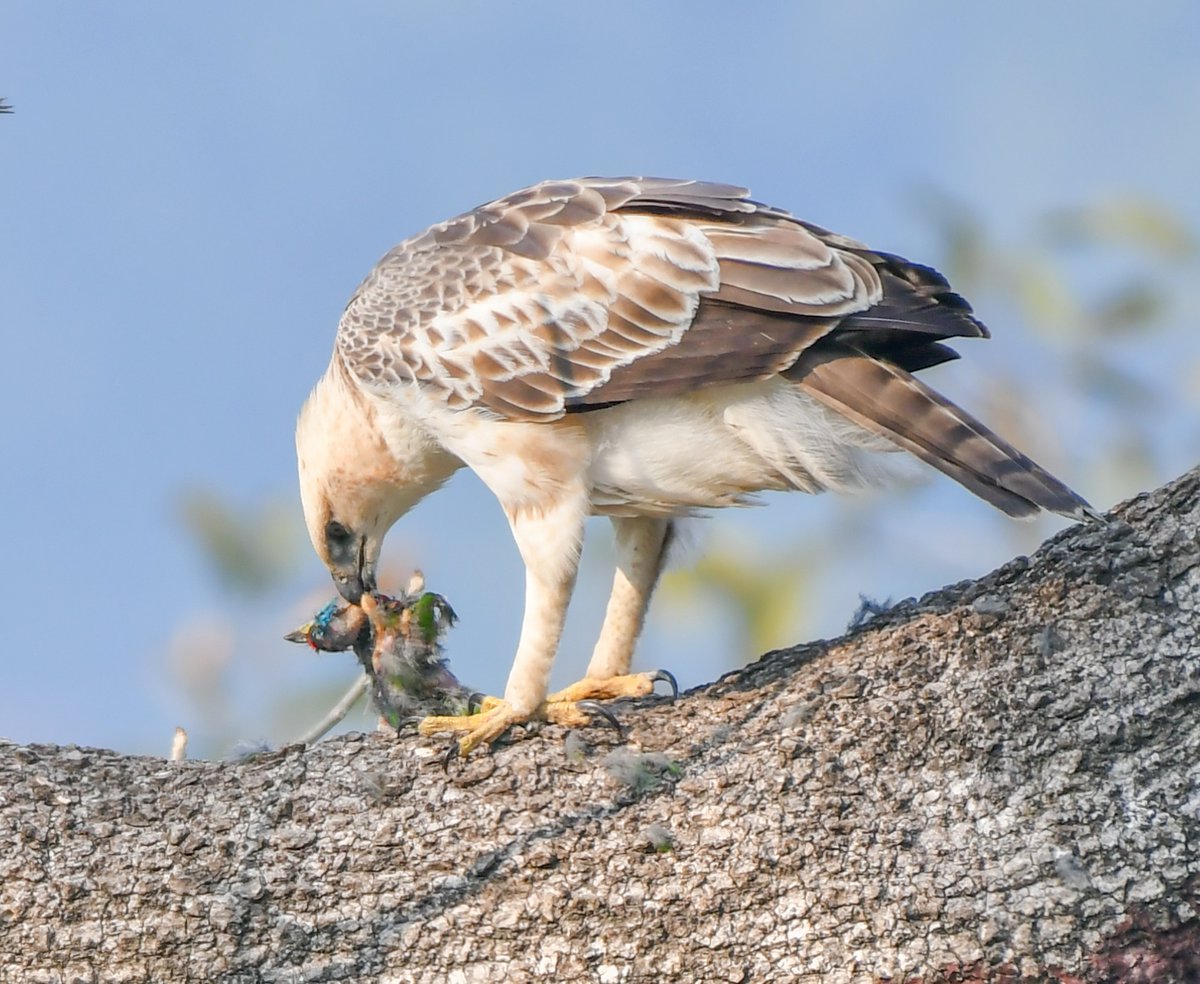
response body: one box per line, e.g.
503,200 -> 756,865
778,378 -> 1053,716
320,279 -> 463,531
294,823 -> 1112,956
285,573 -> 473,730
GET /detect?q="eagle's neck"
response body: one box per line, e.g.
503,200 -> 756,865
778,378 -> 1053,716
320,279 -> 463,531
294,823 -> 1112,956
309,356 -> 463,518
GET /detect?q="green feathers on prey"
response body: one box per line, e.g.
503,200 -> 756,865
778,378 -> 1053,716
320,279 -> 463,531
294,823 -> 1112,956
285,577 -> 474,728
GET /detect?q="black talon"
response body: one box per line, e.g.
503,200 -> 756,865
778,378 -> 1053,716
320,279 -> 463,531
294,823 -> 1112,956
441,740 -> 462,771
467,691 -> 486,713
576,700 -> 625,737
651,669 -> 679,699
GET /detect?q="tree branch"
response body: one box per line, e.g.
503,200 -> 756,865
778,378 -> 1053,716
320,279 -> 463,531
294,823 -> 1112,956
2,467 -> 1198,983
294,675 -> 370,747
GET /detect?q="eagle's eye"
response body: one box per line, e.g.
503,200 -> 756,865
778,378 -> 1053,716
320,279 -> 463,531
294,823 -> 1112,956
324,520 -> 353,546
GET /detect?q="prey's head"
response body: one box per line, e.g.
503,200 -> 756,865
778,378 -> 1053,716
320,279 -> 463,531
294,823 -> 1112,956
296,361 -> 454,604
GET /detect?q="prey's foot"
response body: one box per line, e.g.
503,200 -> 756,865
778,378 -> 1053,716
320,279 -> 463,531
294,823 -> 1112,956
548,670 -> 678,704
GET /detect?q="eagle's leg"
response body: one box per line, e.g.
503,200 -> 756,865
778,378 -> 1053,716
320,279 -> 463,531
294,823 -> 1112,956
419,490 -> 588,755
547,516 -> 676,705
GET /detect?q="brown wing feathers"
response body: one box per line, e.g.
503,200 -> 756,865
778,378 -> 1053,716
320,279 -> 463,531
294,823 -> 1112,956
568,188 -> 990,410
341,177 -> 1093,521
606,184 -> 1095,521
576,302 -> 836,405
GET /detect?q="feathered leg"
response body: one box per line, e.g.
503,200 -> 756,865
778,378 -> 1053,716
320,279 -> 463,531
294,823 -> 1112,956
419,488 -> 591,755
546,516 -> 677,705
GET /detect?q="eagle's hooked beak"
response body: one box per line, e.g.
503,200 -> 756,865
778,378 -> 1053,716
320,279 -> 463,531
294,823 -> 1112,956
333,569 -> 366,605
331,537 -> 375,606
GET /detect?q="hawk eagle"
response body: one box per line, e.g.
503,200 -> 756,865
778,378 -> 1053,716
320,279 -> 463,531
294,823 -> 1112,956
296,177 -> 1094,754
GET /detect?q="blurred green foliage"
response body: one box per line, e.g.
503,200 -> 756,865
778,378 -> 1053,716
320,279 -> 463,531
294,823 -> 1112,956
661,538 -> 813,658
178,490 -> 301,597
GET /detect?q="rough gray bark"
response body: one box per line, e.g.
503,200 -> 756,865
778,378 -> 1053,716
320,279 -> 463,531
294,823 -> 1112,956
2,469 -> 1198,984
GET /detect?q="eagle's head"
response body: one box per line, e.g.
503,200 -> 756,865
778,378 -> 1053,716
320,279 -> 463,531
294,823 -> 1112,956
296,358 -> 460,604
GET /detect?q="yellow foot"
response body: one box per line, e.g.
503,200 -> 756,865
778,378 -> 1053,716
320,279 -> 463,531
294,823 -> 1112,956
547,670 -> 678,704
418,698 -> 525,757
419,674 -> 676,757
420,697 -> 594,756
419,689 -> 646,757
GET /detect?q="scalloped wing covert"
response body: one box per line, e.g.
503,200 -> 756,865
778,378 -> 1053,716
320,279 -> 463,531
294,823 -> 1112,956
335,177 -> 974,422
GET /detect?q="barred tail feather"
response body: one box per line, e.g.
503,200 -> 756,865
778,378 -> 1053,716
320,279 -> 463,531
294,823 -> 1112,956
787,348 -> 1099,521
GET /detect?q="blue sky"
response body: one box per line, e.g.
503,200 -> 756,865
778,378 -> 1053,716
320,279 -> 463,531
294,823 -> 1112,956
3,2 -> 1198,757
